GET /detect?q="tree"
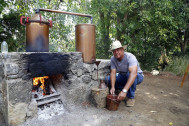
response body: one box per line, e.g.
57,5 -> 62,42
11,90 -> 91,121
173,0 -> 189,53
90,0 -> 114,58
0,0 -> 79,52
90,0 -> 188,69
0,0 -> 25,52
0,0 -> 188,70
0,0 -> 7,44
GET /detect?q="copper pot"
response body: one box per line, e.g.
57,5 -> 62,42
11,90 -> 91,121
20,14 -> 52,52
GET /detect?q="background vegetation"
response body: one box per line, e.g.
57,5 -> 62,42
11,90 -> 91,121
0,0 -> 188,75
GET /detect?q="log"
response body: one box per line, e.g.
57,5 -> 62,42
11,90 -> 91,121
37,97 -> 61,106
91,87 -> 109,108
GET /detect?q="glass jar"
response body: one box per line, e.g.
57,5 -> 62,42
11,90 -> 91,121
1,41 -> 8,53
58,47 -> 62,52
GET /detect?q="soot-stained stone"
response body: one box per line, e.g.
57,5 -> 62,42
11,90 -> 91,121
21,53 -> 70,77
29,60 -> 69,77
20,53 -> 70,61
29,53 -> 69,61
22,75 -> 31,80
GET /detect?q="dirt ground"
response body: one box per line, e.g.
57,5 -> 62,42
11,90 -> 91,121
0,72 -> 189,126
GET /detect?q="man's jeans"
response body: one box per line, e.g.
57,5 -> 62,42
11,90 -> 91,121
105,72 -> 144,99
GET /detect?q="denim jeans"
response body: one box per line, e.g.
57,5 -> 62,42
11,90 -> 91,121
105,72 -> 144,99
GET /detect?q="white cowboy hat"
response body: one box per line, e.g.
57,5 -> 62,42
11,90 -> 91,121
109,40 -> 127,52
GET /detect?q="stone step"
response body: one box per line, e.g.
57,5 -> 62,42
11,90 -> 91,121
35,93 -> 61,106
37,97 -> 61,106
35,93 -> 61,101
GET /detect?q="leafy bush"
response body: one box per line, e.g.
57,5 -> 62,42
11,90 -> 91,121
164,56 -> 189,76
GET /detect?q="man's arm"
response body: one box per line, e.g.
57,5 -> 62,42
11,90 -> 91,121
117,65 -> 137,101
110,69 -> 116,94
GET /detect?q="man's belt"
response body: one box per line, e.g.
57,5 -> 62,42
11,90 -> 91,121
118,72 -> 127,75
118,72 -> 143,75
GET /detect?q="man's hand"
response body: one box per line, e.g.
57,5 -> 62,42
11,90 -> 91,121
110,87 -> 115,94
117,91 -> 127,101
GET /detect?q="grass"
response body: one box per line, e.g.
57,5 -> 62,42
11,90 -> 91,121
164,56 -> 189,76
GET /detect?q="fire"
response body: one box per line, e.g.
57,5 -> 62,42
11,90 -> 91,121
33,76 -> 49,90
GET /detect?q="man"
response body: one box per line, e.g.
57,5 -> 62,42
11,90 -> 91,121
105,40 -> 143,107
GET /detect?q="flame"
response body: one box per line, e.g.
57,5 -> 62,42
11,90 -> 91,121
33,76 -> 49,89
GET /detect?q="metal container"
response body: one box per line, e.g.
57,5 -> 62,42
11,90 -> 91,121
106,94 -> 120,111
20,14 -> 52,52
75,24 -> 96,63
99,79 -> 107,89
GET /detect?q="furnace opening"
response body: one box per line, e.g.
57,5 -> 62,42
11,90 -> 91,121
32,76 -> 54,98
31,75 -> 63,107
31,74 -> 65,120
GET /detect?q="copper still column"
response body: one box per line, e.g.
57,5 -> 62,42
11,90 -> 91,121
75,24 -> 96,63
20,13 -> 52,52
26,19 -> 49,52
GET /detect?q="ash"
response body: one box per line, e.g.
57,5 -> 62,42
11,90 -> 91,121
38,100 -> 65,120
31,85 -> 65,120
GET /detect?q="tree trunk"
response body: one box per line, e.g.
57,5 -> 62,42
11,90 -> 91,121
99,10 -> 110,58
178,28 -> 189,53
180,40 -> 186,53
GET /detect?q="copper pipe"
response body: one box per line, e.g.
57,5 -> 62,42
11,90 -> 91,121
180,64 -> 189,88
36,8 -> 93,24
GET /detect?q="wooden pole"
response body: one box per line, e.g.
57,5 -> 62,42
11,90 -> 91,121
180,64 -> 189,88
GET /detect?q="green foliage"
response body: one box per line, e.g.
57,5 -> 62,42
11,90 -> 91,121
0,0 -> 83,52
0,9 -> 25,52
0,0 -> 188,71
0,0 -> 7,13
90,0 -> 189,70
164,56 -> 189,76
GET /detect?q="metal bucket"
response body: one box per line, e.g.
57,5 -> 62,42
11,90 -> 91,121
106,94 -> 120,111
75,24 -> 96,63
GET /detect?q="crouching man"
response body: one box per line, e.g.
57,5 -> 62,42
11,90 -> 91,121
105,40 -> 144,107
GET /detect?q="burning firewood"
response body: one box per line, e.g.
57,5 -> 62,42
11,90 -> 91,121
43,78 -> 52,95
32,80 -> 42,92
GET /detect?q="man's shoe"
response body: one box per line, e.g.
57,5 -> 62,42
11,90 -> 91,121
126,98 -> 135,107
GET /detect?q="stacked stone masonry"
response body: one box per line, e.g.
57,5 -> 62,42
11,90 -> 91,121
0,52 -> 110,126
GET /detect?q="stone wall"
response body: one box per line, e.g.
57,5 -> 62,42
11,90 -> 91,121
53,57 -> 111,108
0,53 -> 36,125
97,59 -> 111,79
0,58 -> 3,114
52,53 -> 98,107
0,52 -> 111,126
